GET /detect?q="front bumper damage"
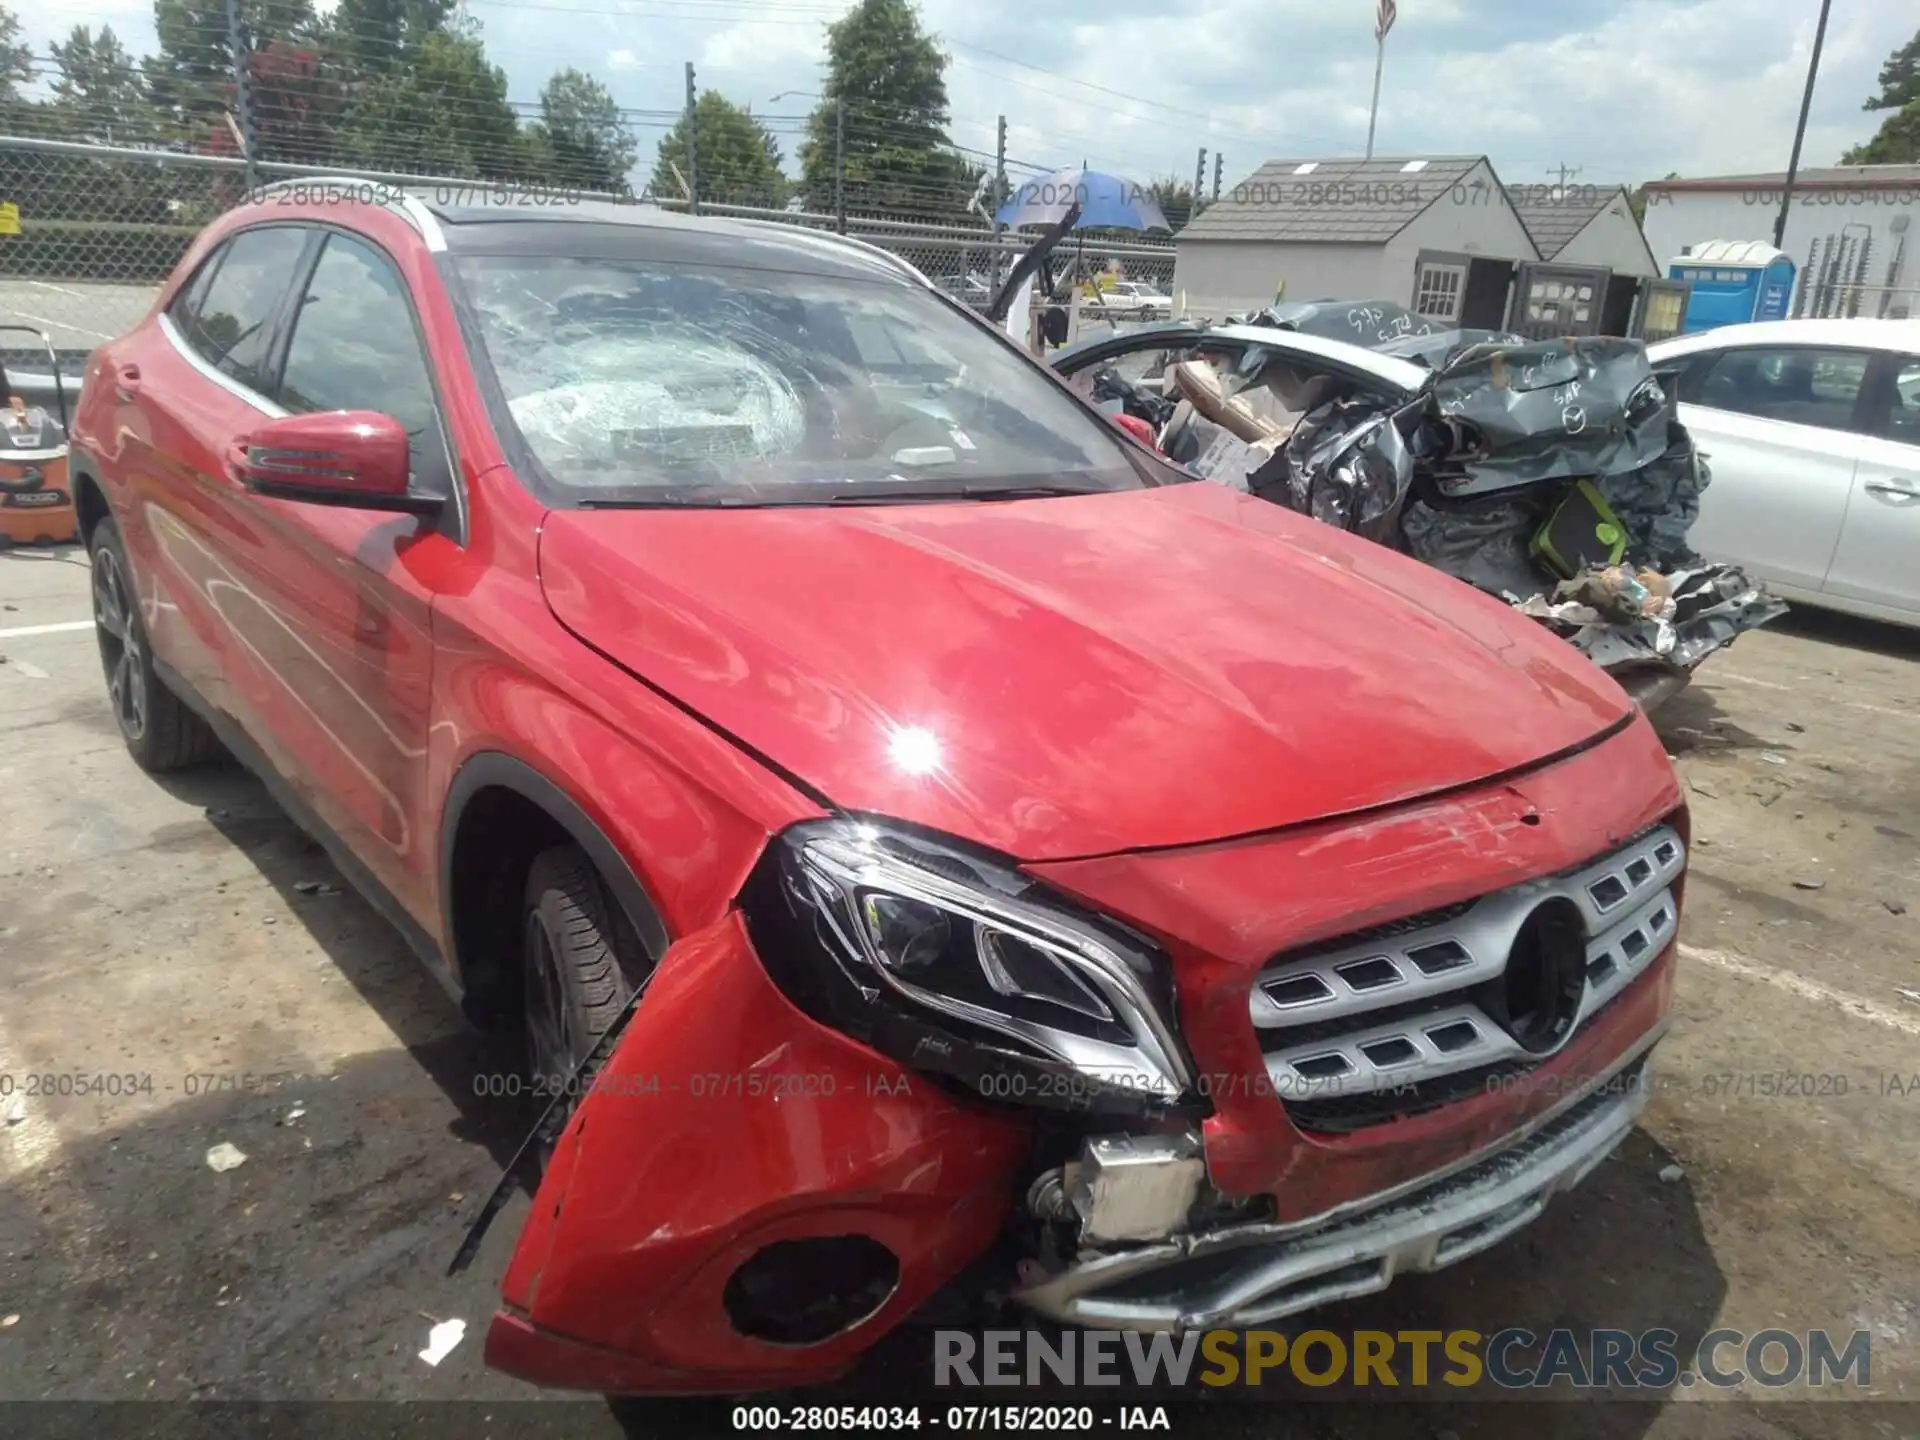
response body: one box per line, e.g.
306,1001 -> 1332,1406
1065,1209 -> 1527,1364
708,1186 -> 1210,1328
478,724 -> 1685,1394
1014,1029 -> 1656,1330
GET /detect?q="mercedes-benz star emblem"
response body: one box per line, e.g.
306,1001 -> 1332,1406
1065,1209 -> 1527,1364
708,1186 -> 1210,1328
1485,898 -> 1587,1054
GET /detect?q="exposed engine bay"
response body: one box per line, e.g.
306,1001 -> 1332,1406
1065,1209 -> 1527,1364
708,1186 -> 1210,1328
1054,313 -> 1786,709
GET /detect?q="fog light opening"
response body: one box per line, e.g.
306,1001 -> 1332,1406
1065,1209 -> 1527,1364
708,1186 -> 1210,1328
723,1236 -> 901,1345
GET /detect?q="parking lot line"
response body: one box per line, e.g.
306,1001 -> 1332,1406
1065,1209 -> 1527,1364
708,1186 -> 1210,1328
1707,668 -> 1916,721
0,620 -> 94,639
1680,942 -> 1920,1036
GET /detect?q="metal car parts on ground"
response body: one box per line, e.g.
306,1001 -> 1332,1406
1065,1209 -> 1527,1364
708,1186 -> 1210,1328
1053,313 -> 1785,708
0,327 -> 77,546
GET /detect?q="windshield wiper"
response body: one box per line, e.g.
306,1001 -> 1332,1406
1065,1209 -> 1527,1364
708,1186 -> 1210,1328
911,483 -> 1109,501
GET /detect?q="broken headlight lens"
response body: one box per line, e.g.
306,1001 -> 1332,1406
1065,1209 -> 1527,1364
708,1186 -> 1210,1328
746,818 -> 1194,1115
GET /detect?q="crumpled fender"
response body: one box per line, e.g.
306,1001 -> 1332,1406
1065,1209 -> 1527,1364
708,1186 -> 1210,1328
489,911 -> 1029,1393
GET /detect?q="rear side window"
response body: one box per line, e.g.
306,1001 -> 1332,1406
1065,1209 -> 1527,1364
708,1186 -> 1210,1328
1887,356 -> 1920,446
276,232 -> 451,486
1688,345 -> 1872,432
168,252 -> 223,332
179,226 -> 308,394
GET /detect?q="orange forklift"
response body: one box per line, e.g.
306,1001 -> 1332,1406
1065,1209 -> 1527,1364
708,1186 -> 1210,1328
0,326 -> 77,546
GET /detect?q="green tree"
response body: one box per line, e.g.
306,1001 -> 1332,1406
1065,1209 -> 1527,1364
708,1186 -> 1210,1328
1842,27 -> 1920,164
797,0 -> 971,220
0,5 -> 32,105
49,26 -> 151,144
535,67 -> 636,192
653,90 -> 786,206
148,0 -> 315,138
333,24 -> 525,178
1864,28 -> 1919,113
322,0 -> 455,75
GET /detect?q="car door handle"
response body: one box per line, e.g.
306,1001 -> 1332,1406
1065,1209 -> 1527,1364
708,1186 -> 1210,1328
1863,481 -> 1917,500
114,363 -> 141,400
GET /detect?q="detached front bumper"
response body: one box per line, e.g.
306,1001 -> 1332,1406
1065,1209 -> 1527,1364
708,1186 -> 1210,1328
1013,1025 -> 1659,1330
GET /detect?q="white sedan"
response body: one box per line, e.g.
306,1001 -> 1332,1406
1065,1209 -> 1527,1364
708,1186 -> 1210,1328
1646,318 -> 1920,628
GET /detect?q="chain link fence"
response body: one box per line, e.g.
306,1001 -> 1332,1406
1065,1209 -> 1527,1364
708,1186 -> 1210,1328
0,133 -> 1176,380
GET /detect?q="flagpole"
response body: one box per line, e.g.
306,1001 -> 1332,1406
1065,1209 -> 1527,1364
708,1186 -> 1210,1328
1365,30 -> 1386,160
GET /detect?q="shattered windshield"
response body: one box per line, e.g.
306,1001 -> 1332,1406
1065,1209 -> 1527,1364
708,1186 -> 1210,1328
453,254 -> 1148,505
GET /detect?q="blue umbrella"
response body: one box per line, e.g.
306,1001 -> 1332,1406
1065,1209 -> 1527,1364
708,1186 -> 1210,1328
995,166 -> 1171,232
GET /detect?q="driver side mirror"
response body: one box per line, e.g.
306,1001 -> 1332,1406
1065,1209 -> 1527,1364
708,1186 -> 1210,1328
228,410 -> 441,515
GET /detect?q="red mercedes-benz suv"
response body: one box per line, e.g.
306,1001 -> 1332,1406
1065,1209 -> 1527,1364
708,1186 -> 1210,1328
69,182 -> 1686,1394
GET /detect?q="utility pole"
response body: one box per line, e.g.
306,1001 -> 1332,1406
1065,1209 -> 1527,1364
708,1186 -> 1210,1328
1213,152 -> 1223,202
684,61 -> 698,214
834,99 -> 847,233
1193,147 -> 1207,207
989,113 -> 1007,289
225,0 -> 257,194
1548,162 -> 1584,197
1775,0 -> 1833,250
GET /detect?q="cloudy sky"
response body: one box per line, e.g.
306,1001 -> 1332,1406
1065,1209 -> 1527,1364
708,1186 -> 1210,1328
25,0 -> 1917,190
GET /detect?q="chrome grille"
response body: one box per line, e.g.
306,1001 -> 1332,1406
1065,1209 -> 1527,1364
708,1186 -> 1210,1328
1251,826 -> 1684,1103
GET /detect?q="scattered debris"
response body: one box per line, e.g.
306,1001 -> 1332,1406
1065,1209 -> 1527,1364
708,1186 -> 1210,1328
261,917 -> 276,926
1060,322 -> 1784,708
1658,1164 -> 1686,1183
1877,825 -> 1914,842
1899,990 -> 1920,1007
448,1191 -> 465,1205
204,1142 -> 248,1173
1793,878 -> 1827,891
279,1105 -> 306,1125
1886,900 -> 1909,917
0,1314 -> 17,1328
3,1096 -> 23,1126
1687,780 -> 1718,799
1784,721 -> 1805,733
418,1317 -> 467,1367
8,659 -> 48,679
1757,753 -> 1788,766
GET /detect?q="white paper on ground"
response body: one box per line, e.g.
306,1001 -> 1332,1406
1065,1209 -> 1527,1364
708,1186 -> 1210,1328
418,1318 -> 467,1367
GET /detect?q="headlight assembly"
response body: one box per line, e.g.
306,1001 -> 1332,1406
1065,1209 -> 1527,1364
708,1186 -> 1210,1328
744,817 -> 1195,1117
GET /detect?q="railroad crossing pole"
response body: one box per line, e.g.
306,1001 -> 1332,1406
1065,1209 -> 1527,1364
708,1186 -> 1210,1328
1775,0 -> 1833,250
225,0 -> 257,193
684,62 -> 699,214
988,114 -> 1007,289
834,99 -> 846,234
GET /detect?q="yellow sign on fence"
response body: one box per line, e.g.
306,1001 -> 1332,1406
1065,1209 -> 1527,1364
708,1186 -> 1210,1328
0,202 -> 20,236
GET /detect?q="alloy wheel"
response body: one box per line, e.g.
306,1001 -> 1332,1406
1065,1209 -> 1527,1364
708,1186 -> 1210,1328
91,548 -> 148,742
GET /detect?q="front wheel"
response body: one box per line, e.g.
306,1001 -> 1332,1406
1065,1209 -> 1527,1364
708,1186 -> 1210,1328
521,844 -> 648,1110
88,516 -> 223,772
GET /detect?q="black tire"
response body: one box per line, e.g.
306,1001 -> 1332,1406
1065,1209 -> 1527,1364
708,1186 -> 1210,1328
521,844 -> 644,1096
87,516 -> 223,773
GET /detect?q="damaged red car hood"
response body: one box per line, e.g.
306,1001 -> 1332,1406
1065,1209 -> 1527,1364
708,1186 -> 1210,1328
537,480 -> 1631,860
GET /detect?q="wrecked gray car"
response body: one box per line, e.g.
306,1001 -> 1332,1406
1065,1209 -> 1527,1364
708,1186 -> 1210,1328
1050,314 -> 1785,711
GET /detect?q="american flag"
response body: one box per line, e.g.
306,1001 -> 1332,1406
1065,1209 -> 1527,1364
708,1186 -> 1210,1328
1375,0 -> 1398,41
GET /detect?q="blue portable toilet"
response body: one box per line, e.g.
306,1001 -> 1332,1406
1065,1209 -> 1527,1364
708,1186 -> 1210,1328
1666,240 -> 1796,334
